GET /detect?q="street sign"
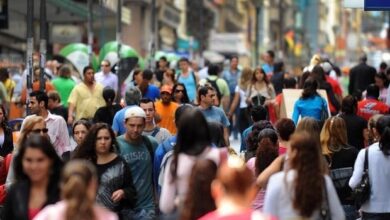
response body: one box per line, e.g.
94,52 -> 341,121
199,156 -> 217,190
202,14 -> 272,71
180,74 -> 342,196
343,0 -> 390,11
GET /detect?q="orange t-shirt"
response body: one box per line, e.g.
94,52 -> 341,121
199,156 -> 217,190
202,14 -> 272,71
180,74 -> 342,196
20,82 -> 55,104
155,101 -> 179,134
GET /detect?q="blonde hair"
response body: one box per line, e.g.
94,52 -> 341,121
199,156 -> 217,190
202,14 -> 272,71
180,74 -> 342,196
320,117 -> 348,156
239,67 -> 252,90
61,160 -> 96,220
368,114 -> 383,145
17,115 -> 45,149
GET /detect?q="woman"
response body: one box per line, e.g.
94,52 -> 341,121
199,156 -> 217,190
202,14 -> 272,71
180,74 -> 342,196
61,119 -> 91,161
349,115 -> 390,220
74,123 -> 136,216
227,67 -> 253,134
367,114 -> 383,146
93,87 -> 122,126
274,118 -> 295,155
246,129 -> 279,211
292,77 -> 328,125
162,68 -> 176,88
208,122 -> 227,148
199,156 -> 274,220
180,159 -> 217,220
172,83 -> 190,105
321,117 -> 358,220
244,121 -> 274,161
34,160 -> 118,220
0,104 -> 13,157
263,132 -> 345,219
246,68 -> 275,104
159,109 -> 225,215
2,134 -> 63,220
374,72 -> 388,103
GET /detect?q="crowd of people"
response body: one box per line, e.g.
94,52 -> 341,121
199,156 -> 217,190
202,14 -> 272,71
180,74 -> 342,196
0,52 -> 389,220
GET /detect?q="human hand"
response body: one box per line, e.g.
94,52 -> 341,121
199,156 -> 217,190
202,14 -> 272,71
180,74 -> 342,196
111,189 -> 125,203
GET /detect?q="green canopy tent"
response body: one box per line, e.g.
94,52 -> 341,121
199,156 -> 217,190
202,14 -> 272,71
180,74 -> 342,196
59,43 -> 99,78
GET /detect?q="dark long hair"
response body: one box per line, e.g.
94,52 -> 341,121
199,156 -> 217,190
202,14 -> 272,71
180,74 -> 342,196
245,120 -> 274,161
14,134 -> 63,186
254,128 -> 279,176
251,68 -> 269,84
180,159 -> 217,220
376,115 -> 390,156
73,123 -> 118,163
301,77 -> 319,99
0,104 -> 8,130
290,132 -> 325,217
172,83 -> 190,104
170,109 -> 212,182
208,122 -> 226,148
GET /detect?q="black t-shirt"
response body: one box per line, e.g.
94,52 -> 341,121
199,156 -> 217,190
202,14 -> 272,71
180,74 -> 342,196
329,146 -> 359,169
339,113 -> 367,150
51,105 -> 68,121
93,104 -> 122,126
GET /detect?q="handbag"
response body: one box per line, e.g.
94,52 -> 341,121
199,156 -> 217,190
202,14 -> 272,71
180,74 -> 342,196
320,177 -> 331,220
353,148 -> 370,208
330,167 -> 353,191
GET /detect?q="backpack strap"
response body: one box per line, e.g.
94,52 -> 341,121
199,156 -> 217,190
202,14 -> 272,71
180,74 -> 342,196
151,126 -> 160,137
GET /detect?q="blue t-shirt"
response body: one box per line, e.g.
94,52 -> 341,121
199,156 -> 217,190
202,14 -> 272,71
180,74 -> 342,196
240,125 -> 253,152
199,106 -> 230,127
112,106 -> 134,136
262,63 -> 274,75
223,69 -> 241,95
178,71 -> 196,102
145,85 -> 160,101
292,95 -> 328,125
116,135 -> 158,217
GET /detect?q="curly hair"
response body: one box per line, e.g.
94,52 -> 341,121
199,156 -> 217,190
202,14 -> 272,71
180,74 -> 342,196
0,105 -> 8,130
254,128 -> 279,176
245,121 -> 274,161
73,123 -> 118,163
289,132 -> 325,217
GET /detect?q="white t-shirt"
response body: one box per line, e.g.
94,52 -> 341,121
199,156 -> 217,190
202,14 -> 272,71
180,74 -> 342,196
235,85 -> 248,109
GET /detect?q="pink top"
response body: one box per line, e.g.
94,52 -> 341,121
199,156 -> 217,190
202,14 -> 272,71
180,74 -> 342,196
278,145 -> 287,155
246,158 -> 266,211
199,209 -> 276,220
33,201 -> 118,220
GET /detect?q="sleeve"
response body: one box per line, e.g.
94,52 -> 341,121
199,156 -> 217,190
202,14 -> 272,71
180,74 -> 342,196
122,160 -> 137,207
67,86 -> 77,105
263,175 -> 280,218
1,185 -> 15,220
219,109 -> 230,127
112,112 -> 120,133
220,79 -> 230,97
349,148 -> 365,189
153,145 -> 165,193
292,101 -> 300,125
159,158 -> 176,214
113,75 -> 119,92
325,175 -> 346,220
348,71 -> 355,95
58,118 -> 71,155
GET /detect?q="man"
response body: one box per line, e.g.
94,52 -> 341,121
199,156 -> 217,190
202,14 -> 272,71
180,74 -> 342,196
262,50 -> 275,75
155,56 -> 169,83
240,105 -> 268,152
155,85 -> 179,134
20,66 -> 55,105
139,98 -> 171,144
116,106 -> 158,219
349,55 -> 376,96
95,60 -> 118,92
177,57 -> 198,102
199,64 -> 230,110
47,90 -> 68,121
67,66 -> 105,124
51,65 -> 76,107
357,84 -> 389,121
112,86 -> 142,136
197,85 -> 230,145
25,91 -> 70,156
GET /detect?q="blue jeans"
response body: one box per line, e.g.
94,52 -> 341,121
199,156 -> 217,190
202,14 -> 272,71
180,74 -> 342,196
362,212 -> 390,220
343,205 -> 358,220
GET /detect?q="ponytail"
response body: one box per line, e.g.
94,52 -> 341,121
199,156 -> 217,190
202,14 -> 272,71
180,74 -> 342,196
375,115 -> 390,156
61,160 -> 96,220
254,138 -> 278,176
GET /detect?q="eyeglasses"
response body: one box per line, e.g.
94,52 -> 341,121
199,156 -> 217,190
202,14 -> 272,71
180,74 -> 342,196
175,89 -> 184,93
31,128 -> 49,134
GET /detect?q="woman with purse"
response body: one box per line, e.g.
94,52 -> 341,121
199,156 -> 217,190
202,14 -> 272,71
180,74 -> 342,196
321,117 -> 358,220
349,115 -> 390,220
263,131 -> 345,219
292,77 -> 328,125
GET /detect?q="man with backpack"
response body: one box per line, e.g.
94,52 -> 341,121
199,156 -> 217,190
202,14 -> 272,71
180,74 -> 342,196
116,106 -> 158,220
199,64 -> 230,110
139,98 -> 171,144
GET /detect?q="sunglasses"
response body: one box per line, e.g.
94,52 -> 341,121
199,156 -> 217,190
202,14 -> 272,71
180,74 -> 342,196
31,128 -> 49,134
175,89 -> 184,93
101,64 -> 110,67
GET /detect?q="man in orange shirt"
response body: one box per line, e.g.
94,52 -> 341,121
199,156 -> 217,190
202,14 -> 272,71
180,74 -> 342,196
20,66 -> 55,104
357,84 -> 389,121
155,85 -> 179,134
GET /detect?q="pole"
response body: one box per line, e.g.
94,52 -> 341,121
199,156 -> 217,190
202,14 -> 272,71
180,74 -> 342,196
255,4 -> 260,67
87,0 -> 93,65
116,0 -> 122,102
26,0 -> 34,115
149,0 -> 157,70
39,0 -> 47,92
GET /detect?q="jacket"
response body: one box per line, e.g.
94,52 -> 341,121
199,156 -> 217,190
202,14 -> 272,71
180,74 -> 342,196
0,126 -> 13,157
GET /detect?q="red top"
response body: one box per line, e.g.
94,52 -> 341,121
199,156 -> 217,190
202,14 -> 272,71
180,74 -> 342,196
278,145 -> 287,155
325,76 -> 342,113
357,98 -> 389,121
29,207 -> 41,220
199,209 -> 276,220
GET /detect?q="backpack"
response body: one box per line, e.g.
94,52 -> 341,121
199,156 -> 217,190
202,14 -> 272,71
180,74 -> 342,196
206,77 -> 222,106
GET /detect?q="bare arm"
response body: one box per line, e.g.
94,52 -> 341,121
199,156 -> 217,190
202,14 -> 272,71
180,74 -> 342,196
256,155 -> 284,188
223,127 -> 230,147
228,92 -> 240,117
67,102 -> 75,125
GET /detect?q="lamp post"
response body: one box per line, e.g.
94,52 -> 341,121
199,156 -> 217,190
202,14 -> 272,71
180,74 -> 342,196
26,0 -> 34,115
87,0 -> 93,65
39,0 -> 47,92
255,0 -> 263,67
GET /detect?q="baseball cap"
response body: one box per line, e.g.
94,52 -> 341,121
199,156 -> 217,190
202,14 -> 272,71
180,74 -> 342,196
321,62 -> 333,73
160,85 -> 172,94
125,106 -> 146,120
